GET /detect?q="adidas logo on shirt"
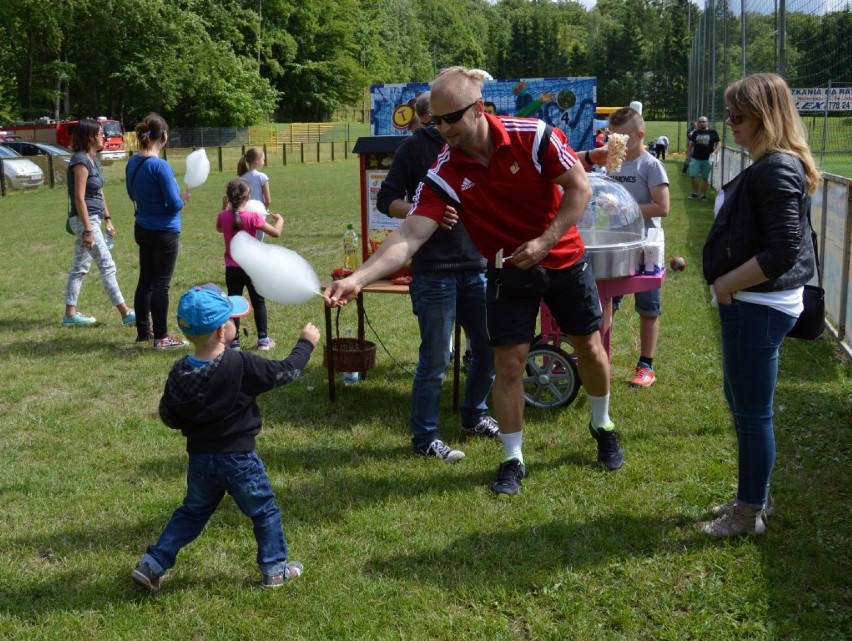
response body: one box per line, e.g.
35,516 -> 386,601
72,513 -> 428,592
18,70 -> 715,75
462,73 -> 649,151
461,177 -> 475,191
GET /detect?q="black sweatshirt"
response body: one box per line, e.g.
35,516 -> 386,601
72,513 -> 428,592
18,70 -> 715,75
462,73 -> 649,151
375,126 -> 486,275
158,339 -> 314,453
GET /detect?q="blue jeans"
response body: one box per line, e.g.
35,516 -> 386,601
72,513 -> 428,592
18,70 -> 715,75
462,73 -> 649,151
718,300 -> 796,508
409,270 -> 494,449
141,451 -> 290,578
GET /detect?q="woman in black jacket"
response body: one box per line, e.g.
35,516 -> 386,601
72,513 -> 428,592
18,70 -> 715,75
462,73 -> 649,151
697,73 -> 820,539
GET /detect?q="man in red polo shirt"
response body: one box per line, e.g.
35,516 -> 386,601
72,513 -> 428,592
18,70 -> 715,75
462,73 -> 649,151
325,66 -> 623,495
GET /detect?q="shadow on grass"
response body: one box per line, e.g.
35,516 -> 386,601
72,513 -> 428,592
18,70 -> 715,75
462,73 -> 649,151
365,513 -> 694,589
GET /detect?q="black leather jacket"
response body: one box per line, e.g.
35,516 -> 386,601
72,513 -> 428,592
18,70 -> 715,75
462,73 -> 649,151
703,152 -> 815,292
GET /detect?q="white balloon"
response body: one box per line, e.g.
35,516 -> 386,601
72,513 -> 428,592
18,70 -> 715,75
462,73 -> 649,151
184,148 -> 210,188
230,231 -> 320,304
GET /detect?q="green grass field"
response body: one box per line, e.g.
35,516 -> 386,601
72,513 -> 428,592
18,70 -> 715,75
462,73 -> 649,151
0,159 -> 849,640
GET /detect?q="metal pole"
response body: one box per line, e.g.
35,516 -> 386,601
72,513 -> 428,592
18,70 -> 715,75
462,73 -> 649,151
777,0 -> 787,78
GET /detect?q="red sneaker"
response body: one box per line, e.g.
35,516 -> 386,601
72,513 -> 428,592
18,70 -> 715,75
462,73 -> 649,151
630,365 -> 656,387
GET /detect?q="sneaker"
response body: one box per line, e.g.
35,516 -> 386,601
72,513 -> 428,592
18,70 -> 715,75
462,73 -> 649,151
229,339 -> 241,351
588,422 -> 624,471
153,336 -> 189,350
415,439 -> 465,463
462,416 -> 500,439
630,364 -> 656,388
711,493 -> 774,519
696,503 -> 767,539
62,312 -> 97,326
122,309 -> 137,326
131,562 -> 161,592
689,193 -> 699,199
257,337 -> 276,351
262,561 -> 304,589
490,458 -> 526,495
701,195 -> 708,201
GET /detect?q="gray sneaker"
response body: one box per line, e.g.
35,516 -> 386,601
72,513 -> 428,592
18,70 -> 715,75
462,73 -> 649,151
131,562 -> 161,592
262,561 -> 303,588
462,416 -> 500,439
415,439 -> 465,463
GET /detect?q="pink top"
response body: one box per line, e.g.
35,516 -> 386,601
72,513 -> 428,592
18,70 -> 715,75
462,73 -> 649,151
217,209 -> 266,268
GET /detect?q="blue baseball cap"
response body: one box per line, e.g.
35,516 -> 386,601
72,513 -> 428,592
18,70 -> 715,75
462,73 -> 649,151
176,283 -> 250,336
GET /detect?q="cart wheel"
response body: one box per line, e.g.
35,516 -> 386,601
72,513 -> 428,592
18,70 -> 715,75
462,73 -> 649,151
524,344 -> 580,409
532,333 -> 574,355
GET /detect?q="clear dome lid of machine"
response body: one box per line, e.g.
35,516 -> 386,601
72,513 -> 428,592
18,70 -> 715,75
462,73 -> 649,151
576,174 -> 647,279
576,174 -> 645,247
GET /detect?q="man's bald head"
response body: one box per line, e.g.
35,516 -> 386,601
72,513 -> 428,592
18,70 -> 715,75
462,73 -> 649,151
431,66 -> 482,105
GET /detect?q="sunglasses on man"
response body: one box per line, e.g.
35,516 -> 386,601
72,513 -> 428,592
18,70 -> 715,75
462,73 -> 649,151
430,99 -> 480,126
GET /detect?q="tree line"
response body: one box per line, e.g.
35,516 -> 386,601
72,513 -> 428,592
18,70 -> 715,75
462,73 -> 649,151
1,0 -> 847,128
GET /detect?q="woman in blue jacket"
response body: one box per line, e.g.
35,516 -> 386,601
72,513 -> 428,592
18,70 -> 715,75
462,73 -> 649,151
126,113 -> 189,349
698,73 -> 820,538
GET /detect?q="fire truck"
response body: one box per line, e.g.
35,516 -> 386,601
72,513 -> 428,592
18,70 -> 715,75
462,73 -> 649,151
0,117 -> 126,164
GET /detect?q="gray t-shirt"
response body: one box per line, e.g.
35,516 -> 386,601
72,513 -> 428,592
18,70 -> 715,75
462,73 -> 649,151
606,151 -> 669,228
67,152 -> 105,219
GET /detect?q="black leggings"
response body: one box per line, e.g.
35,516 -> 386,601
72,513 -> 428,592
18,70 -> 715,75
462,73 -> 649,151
225,265 -> 268,338
134,225 -> 180,341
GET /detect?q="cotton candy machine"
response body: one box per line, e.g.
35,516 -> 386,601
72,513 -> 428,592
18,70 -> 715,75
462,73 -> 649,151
577,174 -> 646,279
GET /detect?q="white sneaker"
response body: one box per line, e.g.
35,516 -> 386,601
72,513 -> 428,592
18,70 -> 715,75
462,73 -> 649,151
416,439 -> 465,463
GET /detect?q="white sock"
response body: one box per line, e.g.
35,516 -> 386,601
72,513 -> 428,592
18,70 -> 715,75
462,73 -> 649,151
588,394 -> 613,429
499,431 -> 523,463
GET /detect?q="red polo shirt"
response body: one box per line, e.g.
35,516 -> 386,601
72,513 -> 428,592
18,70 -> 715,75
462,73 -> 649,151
410,114 -> 586,269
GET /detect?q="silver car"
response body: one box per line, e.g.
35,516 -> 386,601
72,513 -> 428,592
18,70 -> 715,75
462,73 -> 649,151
1,140 -> 72,184
0,145 -> 45,189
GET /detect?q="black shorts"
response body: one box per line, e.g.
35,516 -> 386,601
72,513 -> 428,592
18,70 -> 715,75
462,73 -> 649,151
485,255 -> 602,346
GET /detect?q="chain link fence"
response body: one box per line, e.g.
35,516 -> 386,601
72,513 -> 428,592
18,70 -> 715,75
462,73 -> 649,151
688,0 -> 851,177
689,0 -> 851,353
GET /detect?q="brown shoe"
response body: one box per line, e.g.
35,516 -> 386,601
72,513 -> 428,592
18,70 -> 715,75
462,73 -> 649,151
696,503 -> 767,539
711,493 -> 774,518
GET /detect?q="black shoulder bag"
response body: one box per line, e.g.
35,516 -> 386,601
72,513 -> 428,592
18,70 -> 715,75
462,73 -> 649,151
786,210 -> 825,340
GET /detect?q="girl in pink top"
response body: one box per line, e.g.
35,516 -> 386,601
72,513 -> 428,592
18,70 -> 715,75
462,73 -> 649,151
216,178 -> 284,350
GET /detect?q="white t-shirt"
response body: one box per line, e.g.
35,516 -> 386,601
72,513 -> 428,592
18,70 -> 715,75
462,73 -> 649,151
655,136 -> 669,147
242,169 -> 269,203
606,151 -> 669,228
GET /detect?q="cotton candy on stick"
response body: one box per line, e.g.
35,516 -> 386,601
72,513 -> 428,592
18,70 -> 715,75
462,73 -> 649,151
243,199 -> 269,241
230,231 -> 320,304
184,148 -> 210,189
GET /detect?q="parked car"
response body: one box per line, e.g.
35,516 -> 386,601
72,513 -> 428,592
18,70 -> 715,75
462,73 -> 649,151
1,140 -> 73,184
0,145 -> 45,189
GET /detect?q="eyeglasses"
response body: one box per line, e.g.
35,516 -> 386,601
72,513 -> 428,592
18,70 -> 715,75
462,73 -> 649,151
430,99 -> 480,126
725,108 -> 744,125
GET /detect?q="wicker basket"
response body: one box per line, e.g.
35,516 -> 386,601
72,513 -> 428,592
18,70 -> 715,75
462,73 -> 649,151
322,337 -> 376,372
322,310 -> 376,372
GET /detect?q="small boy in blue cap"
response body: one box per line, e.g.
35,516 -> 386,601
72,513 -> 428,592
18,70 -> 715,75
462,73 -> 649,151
132,283 -> 320,591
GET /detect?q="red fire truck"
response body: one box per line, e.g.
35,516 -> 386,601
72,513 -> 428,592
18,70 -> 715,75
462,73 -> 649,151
0,117 -> 126,164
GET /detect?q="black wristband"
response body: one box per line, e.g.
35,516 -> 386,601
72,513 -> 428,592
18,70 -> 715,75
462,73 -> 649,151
82,230 -> 93,235
584,150 -> 592,166
104,216 -> 111,220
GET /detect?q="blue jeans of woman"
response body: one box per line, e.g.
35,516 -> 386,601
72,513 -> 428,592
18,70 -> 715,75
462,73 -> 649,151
134,224 -> 180,341
718,300 -> 796,508
141,451 -> 289,578
409,270 -> 494,450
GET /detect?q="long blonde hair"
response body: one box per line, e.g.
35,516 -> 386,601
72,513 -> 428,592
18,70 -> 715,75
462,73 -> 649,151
724,73 -> 819,194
